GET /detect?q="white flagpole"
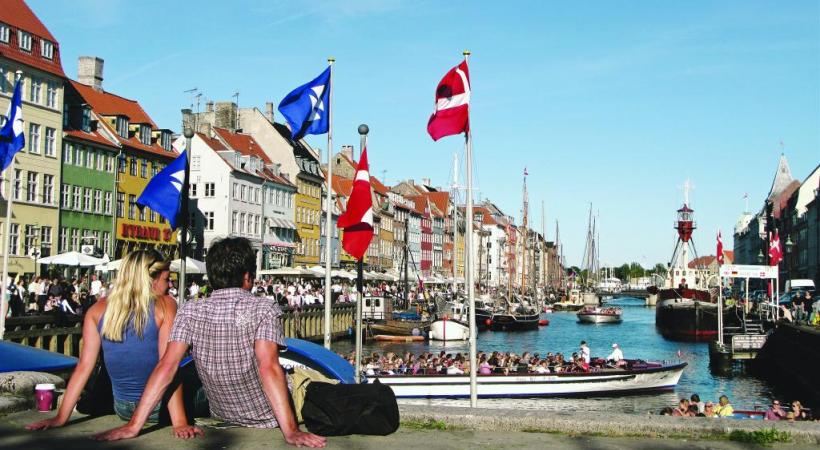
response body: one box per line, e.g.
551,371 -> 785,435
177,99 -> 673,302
463,50 -> 478,408
354,128 -> 368,383
323,58 -> 335,350
0,71 -> 22,340
0,162 -> 15,340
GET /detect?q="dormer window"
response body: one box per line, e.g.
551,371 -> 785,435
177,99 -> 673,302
116,116 -> 128,138
0,23 -> 9,43
81,106 -> 91,132
160,131 -> 171,151
41,40 -> 54,59
18,31 -> 31,52
139,125 -> 151,145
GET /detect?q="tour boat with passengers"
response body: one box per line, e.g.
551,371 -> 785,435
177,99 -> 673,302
366,359 -> 687,399
577,306 -> 623,324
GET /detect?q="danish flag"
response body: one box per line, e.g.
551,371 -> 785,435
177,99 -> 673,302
768,230 -> 782,266
337,148 -> 374,260
716,230 -> 724,266
427,60 -> 470,141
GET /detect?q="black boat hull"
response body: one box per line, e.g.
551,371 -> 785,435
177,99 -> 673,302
655,302 -> 739,342
490,313 -> 540,331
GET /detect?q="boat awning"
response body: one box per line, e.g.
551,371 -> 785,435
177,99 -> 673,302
0,341 -> 77,373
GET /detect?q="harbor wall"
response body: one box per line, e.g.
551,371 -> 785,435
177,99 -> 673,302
756,323 -> 820,406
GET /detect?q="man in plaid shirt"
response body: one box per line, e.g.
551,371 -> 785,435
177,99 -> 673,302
93,237 -> 326,448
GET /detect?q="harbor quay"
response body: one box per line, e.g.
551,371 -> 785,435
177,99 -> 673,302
2,403 -> 820,449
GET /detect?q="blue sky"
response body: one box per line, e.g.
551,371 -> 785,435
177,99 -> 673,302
30,0 -> 819,267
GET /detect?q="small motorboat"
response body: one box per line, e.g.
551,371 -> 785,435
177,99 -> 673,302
373,334 -> 425,342
577,306 -> 623,324
429,317 -> 469,341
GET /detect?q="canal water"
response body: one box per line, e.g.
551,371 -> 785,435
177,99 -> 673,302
331,297 -> 779,414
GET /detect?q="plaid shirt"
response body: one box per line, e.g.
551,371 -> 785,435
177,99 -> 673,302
170,287 -> 286,428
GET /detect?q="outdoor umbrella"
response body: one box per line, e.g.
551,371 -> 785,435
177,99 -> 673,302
38,251 -> 106,267
170,257 -> 207,274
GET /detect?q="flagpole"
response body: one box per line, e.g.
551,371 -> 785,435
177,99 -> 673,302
0,162 -> 15,340
323,57 -> 335,350
354,126 -> 368,382
177,127 -> 194,306
462,50 -> 478,408
0,71 -> 22,340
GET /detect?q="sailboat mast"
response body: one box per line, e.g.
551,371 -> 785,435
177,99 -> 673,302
520,168 -> 528,294
451,152 -> 459,295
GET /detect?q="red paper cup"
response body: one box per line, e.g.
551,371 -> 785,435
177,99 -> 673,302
35,383 -> 55,412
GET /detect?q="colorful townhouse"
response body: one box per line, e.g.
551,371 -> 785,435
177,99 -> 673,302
0,0 -> 65,275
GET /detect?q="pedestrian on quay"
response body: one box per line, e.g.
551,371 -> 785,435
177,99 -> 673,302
91,237 -> 325,448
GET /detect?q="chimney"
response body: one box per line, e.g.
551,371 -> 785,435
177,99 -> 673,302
422,178 -> 431,186
214,102 -> 237,130
78,56 -> 104,91
205,101 -> 214,112
341,145 -> 354,162
265,102 -> 274,123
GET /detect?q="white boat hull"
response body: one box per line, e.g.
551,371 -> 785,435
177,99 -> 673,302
367,363 -> 686,398
577,313 -> 622,324
429,319 -> 469,341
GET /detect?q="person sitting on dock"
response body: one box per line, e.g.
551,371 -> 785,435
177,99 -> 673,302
764,400 -> 786,421
90,237 -> 326,448
703,401 -> 716,417
715,395 -> 734,417
690,394 -> 704,414
790,401 -> 810,421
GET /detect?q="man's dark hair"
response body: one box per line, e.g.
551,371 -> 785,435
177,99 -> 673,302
206,237 -> 256,290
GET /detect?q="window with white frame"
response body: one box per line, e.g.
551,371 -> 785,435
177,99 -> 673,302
28,123 -> 40,153
42,174 -> 53,204
232,212 -> 238,233
40,226 -> 52,250
18,30 -> 31,52
205,182 -> 215,197
205,212 -> 214,231
116,192 -> 124,217
72,186 -> 80,210
61,184 -> 70,208
46,82 -> 57,108
241,185 -> 247,201
105,154 -> 113,172
59,227 -> 67,252
138,205 -> 145,221
44,127 -> 55,156
93,189 -> 101,213
102,232 -> 110,253
70,228 -> 79,251
87,149 -> 95,169
96,151 -> 104,170
149,209 -> 156,223
232,183 -> 238,199
140,159 -> 147,178
128,195 -> 136,219
104,191 -> 112,214
161,132 -> 171,151
0,66 -> 6,94
83,188 -> 91,212
240,213 -> 246,234
8,223 -> 19,255
26,172 -> 37,202
0,23 -> 9,43
24,224 -> 37,256
62,142 -> 72,164
72,144 -> 80,164
190,183 -> 197,197
30,78 -> 41,103
41,40 -> 54,59
191,156 -> 200,171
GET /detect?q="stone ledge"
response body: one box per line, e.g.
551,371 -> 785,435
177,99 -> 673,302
398,404 -> 820,444
0,395 -> 31,416
0,372 -> 65,397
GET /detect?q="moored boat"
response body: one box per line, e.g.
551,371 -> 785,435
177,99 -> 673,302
429,318 -> 469,341
577,306 -> 623,324
367,360 -> 686,398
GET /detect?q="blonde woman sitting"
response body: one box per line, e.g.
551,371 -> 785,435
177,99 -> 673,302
27,250 -> 201,439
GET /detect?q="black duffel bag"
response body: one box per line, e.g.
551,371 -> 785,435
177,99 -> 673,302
301,380 -> 399,436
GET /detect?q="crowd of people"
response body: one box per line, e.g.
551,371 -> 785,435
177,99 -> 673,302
340,341 -> 629,377
662,394 -> 813,420
3,273 -> 105,318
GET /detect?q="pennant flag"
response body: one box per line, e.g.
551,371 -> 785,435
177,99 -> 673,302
337,148 -> 373,260
0,79 -> 26,171
716,230 -> 724,266
768,230 -> 782,266
278,66 -> 331,141
427,60 -> 470,141
137,151 -> 187,229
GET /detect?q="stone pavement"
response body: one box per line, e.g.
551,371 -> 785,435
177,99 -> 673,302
2,406 -> 819,450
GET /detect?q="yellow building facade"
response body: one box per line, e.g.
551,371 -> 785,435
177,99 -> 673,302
294,174 -> 322,267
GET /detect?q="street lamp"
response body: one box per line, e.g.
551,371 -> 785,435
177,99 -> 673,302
757,249 -> 765,264
784,236 -> 794,254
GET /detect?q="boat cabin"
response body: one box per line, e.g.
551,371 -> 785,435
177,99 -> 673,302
362,296 -> 391,320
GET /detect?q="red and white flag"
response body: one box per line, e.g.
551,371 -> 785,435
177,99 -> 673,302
768,230 -> 782,266
716,230 -> 724,266
337,148 -> 373,260
427,60 -> 470,141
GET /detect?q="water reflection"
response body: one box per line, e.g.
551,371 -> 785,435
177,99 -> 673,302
332,297 -> 778,414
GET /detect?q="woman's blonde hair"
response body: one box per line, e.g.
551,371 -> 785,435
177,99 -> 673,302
100,249 -> 170,342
